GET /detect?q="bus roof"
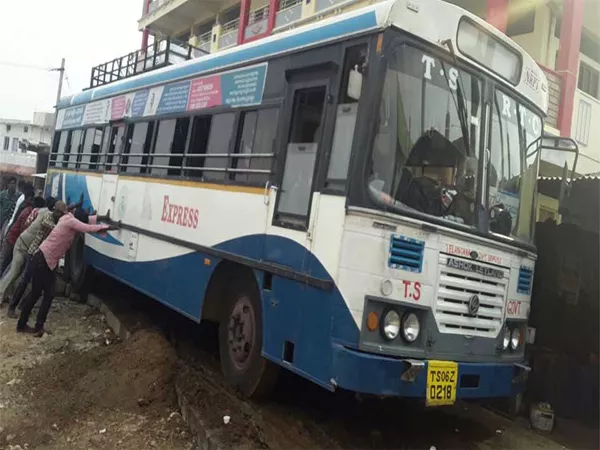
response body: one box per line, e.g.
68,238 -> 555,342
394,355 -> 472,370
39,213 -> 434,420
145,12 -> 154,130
57,0 -> 547,115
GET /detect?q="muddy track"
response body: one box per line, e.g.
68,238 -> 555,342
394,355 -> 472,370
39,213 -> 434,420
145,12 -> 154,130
91,272 -> 564,450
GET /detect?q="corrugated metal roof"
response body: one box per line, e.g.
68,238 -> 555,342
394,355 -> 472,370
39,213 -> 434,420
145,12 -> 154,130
538,175 -> 600,181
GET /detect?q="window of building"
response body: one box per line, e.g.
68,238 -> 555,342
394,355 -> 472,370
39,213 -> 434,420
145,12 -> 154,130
578,62 -> 599,99
233,108 -> 279,184
150,117 -> 190,176
24,126 -> 28,133
121,122 -> 155,174
574,99 -> 592,145
6,124 -> 11,132
506,2 -> 536,37
581,33 -> 600,65
3,137 -> 9,151
185,116 -> 212,178
202,113 -> 235,182
11,137 -> 18,152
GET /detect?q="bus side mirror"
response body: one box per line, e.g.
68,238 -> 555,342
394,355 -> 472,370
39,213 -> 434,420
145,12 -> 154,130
538,135 -> 579,213
347,65 -> 363,100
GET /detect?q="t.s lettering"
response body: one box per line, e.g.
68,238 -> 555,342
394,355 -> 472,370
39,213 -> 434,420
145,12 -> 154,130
413,282 -> 421,301
422,54 -> 435,80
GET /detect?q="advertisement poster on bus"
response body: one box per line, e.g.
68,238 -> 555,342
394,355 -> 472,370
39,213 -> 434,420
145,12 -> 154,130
56,63 -> 268,129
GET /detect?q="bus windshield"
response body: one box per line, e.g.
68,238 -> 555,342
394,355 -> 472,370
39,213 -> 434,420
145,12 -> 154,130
488,90 -> 542,243
368,43 -> 542,244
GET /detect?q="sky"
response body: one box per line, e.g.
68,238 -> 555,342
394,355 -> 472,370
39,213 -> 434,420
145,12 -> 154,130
0,0 -> 143,121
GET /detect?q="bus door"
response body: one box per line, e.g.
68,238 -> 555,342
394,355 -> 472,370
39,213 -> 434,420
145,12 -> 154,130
264,72 -> 333,270
98,122 -> 125,218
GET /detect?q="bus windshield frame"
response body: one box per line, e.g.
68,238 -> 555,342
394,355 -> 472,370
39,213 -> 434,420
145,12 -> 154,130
365,35 -> 544,247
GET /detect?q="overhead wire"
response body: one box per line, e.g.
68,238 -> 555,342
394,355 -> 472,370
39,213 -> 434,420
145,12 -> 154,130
0,61 -> 54,71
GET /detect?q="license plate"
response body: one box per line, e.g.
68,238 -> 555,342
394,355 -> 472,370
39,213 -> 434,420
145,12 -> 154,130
426,360 -> 458,406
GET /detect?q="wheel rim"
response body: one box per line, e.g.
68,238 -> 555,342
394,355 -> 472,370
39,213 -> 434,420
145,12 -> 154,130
227,295 -> 256,371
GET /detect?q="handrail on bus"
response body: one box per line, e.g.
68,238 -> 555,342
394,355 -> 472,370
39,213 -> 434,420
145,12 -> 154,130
88,37 -> 206,89
100,217 -> 333,291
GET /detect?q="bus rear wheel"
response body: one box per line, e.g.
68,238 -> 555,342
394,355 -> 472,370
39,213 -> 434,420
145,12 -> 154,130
218,275 -> 278,399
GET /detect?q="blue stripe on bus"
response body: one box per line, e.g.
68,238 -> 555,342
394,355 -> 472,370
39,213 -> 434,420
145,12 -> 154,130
84,233 -> 360,389
64,173 -> 124,246
84,241 -> 526,399
58,11 -> 379,109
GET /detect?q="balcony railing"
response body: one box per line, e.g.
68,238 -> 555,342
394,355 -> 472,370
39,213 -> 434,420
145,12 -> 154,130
249,4 -> 269,24
89,38 -> 205,89
275,0 -> 302,29
146,0 -> 172,15
245,5 -> 270,39
218,18 -> 240,49
196,30 -> 212,53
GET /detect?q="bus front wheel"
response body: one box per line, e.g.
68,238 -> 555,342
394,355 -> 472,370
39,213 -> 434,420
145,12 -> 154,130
218,274 -> 278,399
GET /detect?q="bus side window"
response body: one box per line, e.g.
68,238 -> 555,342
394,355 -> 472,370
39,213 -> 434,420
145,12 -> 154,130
150,117 -> 190,177
88,127 -> 104,171
80,127 -> 101,170
121,122 -> 155,174
185,116 -> 212,178
65,129 -> 82,169
234,108 -> 279,185
106,126 -> 124,173
203,113 -> 235,182
324,44 -> 366,192
52,130 -> 69,168
98,126 -> 111,172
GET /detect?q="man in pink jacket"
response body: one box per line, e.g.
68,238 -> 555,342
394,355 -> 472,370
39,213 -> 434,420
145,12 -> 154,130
17,208 -> 116,336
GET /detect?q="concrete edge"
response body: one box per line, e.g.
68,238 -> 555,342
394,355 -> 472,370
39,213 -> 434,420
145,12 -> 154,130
86,293 -> 221,450
175,376 -> 223,450
87,294 -> 131,341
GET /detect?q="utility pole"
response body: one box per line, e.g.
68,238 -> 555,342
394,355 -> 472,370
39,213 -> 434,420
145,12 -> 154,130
42,58 -> 65,176
50,58 -> 66,125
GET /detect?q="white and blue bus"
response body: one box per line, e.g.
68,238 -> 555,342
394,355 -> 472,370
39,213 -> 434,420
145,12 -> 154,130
48,0 -> 575,405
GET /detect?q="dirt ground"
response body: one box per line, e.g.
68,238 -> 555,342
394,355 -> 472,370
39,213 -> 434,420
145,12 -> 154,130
0,298 -> 193,450
0,288 -> 593,450
174,335 -> 570,450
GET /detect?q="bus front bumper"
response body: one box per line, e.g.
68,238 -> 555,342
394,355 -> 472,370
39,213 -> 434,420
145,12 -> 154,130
331,344 -> 529,399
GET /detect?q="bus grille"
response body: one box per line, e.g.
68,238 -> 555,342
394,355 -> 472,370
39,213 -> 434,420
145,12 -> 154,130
434,254 -> 508,338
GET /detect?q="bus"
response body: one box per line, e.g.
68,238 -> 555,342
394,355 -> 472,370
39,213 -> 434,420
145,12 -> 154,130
48,0 -> 576,407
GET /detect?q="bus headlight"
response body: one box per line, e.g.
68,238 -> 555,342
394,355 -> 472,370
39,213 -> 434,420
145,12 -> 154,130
401,312 -> 420,343
382,309 -> 401,340
502,326 -> 511,350
510,328 -> 521,351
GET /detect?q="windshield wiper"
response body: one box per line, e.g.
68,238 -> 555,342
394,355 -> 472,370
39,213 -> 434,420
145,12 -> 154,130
440,39 -> 472,157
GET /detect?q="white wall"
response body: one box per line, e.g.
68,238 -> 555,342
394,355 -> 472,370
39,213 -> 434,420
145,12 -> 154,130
572,53 -> 600,174
0,121 -> 52,153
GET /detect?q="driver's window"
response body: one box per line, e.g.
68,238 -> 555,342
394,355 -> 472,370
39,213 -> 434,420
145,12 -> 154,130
488,90 -> 541,242
369,45 -> 482,226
